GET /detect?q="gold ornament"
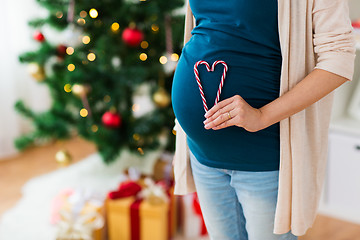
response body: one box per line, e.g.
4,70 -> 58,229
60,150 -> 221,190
153,88 -> 171,108
55,150 -> 72,166
27,63 -> 45,82
72,84 -> 90,97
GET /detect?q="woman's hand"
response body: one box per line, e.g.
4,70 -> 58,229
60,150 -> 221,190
204,69 -> 349,133
203,95 -> 266,132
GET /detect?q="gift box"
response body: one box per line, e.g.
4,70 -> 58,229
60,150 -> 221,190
106,178 -> 177,240
179,192 -> 208,238
51,188 -> 106,240
152,152 -> 174,182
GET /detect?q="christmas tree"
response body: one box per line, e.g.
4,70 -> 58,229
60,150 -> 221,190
15,0 -> 185,163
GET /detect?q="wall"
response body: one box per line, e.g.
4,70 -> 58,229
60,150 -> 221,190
0,1 -> 51,159
349,0 -> 360,20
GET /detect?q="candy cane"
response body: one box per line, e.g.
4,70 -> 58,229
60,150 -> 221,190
194,60 -> 228,113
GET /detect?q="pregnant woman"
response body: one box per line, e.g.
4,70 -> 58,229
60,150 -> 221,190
171,0 -> 356,239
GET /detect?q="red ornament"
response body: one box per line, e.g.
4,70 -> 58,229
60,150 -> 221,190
102,111 -> 122,128
122,27 -> 144,47
57,44 -> 67,56
33,31 -> 45,42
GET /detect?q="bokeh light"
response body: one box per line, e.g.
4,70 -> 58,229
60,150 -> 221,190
91,124 -> 98,132
171,53 -> 179,61
82,36 -> 91,44
133,133 -> 140,141
80,11 -> 87,18
89,8 -> 98,18
64,84 -> 72,93
111,22 -> 120,32
66,47 -> 74,55
139,53 -> 148,61
132,104 -> 140,112
67,64 -> 75,72
87,53 -> 96,61
140,41 -> 149,49
137,147 -> 144,155
56,12 -> 63,18
151,24 -> 159,32
77,18 -> 86,25
80,108 -> 88,117
159,56 -> 167,64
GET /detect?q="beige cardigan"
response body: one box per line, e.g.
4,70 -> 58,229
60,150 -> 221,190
172,0 -> 356,236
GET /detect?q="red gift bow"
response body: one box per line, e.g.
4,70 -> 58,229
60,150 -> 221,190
107,181 -> 142,199
192,193 -> 208,236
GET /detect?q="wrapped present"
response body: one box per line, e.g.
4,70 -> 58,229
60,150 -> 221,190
51,188 -> 75,225
106,178 -> 177,240
152,152 -> 174,182
179,192 -> 208,238
138,178 -> 178,238
51,188 -> 106,240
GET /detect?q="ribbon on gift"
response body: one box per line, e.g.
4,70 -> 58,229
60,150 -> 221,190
192,192 -> 208,236
108,181 -> 142,199
55,188 -> 105,240
130,198 -> 142,240
138,178 -> 169,205
56,208 -> 104,240
108,168 -> 146,200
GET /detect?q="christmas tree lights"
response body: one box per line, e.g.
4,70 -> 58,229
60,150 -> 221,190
15,0 -> 185,163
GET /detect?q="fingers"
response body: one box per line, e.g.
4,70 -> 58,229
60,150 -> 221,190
204,95 -> 244,130
212,117 -> 238,130
204,107 -> 235,129
204,96 -> 235,118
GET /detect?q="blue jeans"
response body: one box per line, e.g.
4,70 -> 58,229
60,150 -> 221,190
189,150 -> 298,240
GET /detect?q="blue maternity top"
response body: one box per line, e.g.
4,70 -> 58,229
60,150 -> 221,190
171,0 -> 282,171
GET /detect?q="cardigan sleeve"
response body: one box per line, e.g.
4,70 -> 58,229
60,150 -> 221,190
312,0 -> 356,81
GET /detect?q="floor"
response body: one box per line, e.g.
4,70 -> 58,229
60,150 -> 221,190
1,137 -> 360,239
0,137 -> 97,216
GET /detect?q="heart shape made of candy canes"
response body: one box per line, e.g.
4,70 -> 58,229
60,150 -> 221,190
193,60 -> 229,113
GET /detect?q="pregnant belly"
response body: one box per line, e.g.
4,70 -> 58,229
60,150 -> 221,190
173,47 -> 279,133
171,46 -> 281,166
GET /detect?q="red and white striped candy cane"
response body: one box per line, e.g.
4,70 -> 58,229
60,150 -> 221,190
193,60 -> 229,113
